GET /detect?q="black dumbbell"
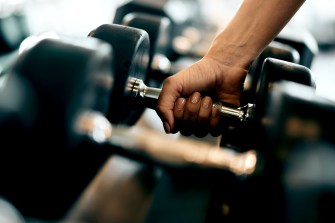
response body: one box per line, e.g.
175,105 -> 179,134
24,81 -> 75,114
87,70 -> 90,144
120,12 -> 173,87
263,80 -> 335,149
120,12 -> 214,90
243,40 -> 301,104
219,57 -> 316,148
113,0 -> 216,60
275,25 -> 319,68
0,35 -> 115,221
88,23 -> 150,126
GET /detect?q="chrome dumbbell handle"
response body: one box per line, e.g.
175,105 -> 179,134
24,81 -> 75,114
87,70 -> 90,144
129,77 -> 255,122
213,102 -> 255,122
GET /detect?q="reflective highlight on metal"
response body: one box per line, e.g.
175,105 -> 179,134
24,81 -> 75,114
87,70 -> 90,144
75,111 -> 113,143
213,102 -> 255,122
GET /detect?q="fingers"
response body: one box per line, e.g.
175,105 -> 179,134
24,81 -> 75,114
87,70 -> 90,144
156,76 -> 181,134
172,92 -> 221,137
179,92 -> 202,136
172,97 -> 186,134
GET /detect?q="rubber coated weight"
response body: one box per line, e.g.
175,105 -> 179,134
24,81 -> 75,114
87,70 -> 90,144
113,0 -> 203,59
253,58 -> 316,122
243,41 -> 301,105
263,80 -> 335,148
122,12 -> 172,87
88,24 -> 150,126
12,38 -> 113,147
0,37 -> 113,220
275,26 -> 319,68
219,58 -> 316,148
122,12 -> 171,62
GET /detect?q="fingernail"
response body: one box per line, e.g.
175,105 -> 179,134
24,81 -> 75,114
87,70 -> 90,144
176,98 -> 186,110
191,93 -> 200,104
202,97 -> 211,109
164,122 -> 171,134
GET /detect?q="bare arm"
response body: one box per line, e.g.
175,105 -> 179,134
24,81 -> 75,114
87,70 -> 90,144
157,0 -> 306,136
208,0 -> 306,69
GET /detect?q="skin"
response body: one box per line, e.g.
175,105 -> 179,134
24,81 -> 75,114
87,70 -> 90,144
156,0 -> 306,137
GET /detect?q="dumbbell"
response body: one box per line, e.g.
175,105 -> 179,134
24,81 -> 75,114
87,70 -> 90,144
219,57 -> 316,149
0,34 -> 116,221
275,25 -> 319,68
120,11 -> 214,89
120,12 -> 173,87
243,40 -> 300,104
263,80 -> 335,149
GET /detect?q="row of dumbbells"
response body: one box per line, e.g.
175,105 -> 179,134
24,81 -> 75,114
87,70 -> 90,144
0,0 -> 334,222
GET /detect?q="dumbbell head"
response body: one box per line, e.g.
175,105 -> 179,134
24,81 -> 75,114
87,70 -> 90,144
243,41 -> 301,105
122,12 -> 172,60
219,58 -> 316,149
263,81 -> 335,150
275,25 -> 319,68
88,24 -> 150,126
113,0 -> 202,58
0,35 -> 114,219
252,58 -> 316,123
121,12 -> 172,87
9,36 -> 113,148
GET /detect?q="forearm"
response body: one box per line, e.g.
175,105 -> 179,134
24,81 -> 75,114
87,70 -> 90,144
207,0 -> 306,70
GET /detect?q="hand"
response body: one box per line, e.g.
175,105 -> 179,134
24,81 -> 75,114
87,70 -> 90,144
156,55 -> 248,137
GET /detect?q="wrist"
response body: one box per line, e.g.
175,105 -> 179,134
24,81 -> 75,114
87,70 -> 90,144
206,34 -> 258,71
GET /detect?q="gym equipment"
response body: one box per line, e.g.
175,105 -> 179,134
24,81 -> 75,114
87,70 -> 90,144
113,0 -> 216,60
275,25 -> 319,68
88,23 -> 150,126
244,41 -> 300,104
263,80 -> 335,147
121,12 -> 173,87
0,35 -> 115,221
